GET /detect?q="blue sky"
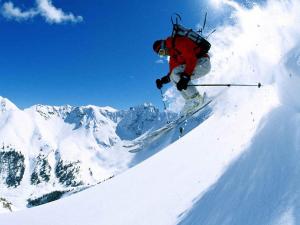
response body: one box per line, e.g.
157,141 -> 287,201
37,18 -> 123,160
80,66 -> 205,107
0,0 -> 259,109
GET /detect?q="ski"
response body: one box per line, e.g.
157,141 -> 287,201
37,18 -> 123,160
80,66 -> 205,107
173,98 -> 213,125
128,98 -> 213,153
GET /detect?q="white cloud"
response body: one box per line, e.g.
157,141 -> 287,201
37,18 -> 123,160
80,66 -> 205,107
155,56 -> 170,64
2,2 -> 38,21
209,0 -> 241,11
155,59 -> 164,64
209,0 -> 225,9
1,0 -> 83,24
36,0 -> 83,24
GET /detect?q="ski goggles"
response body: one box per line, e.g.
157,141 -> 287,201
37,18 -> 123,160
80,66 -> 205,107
158,48 -> 167,56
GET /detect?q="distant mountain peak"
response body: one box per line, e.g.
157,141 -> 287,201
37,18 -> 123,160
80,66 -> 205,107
0,97 -> 173,212
0,96 -> 18,113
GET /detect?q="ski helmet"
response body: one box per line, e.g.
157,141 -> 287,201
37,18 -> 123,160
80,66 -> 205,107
153,40 -> 167,56
153,40 -> 164,53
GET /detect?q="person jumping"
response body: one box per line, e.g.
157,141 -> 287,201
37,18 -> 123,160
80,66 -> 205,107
153,35 -> 211,114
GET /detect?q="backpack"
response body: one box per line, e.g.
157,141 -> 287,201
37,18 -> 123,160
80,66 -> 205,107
171,14 -> 211,55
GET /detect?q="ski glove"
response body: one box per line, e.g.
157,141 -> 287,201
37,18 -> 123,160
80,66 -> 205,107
156,75 -> 171,89
177,73 -> 190,91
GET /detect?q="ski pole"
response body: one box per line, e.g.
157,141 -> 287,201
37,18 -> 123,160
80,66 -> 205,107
188,82 -> 262,88
159,89 -> 170,124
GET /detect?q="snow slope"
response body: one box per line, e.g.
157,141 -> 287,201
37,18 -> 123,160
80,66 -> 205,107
1,0 -> 300,224
0,101 -> 176,212
0,83 -> 278,225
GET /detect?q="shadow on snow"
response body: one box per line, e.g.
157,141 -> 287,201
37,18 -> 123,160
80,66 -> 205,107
178,106 -> 300,225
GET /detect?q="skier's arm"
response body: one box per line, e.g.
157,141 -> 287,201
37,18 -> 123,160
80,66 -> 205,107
168,60 -> 177,76
155,74 -> 171,89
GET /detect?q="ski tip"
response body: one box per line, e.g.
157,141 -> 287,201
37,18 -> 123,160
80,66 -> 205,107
258,82 -> 262,88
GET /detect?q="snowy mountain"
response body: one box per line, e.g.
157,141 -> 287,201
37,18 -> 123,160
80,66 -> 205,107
0,99 -> 177,212
1,0 -> 300,224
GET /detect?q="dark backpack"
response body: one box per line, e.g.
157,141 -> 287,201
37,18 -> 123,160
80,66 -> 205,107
171,14 -> 211,55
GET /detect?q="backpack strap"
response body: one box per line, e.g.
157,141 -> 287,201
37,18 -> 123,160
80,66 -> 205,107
171,24 -> 183,56
170,36 -> 182,56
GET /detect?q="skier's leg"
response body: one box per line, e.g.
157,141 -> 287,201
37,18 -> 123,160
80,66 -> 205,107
191,57 -> 211,80
170,65 -> 184,84
183,56 -> 211,101
184,57 -> 210,113
170,65 -> 200,100
170,66 -> 202,115
170,65 -> 189,100
170,58 -> 211,114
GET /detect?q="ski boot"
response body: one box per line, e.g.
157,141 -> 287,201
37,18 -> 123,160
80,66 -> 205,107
180,92 -> 206,116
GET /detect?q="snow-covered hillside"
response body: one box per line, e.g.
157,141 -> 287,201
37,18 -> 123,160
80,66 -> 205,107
1,0 -> 300,224
0,98 -> 180,212
0,83 -> 279,225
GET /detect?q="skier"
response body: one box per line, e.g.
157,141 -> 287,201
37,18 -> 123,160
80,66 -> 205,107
153,36 -> 211,114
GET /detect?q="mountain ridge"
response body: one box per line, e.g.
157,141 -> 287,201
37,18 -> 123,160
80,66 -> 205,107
0,98 -> 172,212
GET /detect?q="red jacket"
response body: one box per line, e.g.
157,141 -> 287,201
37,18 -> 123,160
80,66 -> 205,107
165,36 -> 207,77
